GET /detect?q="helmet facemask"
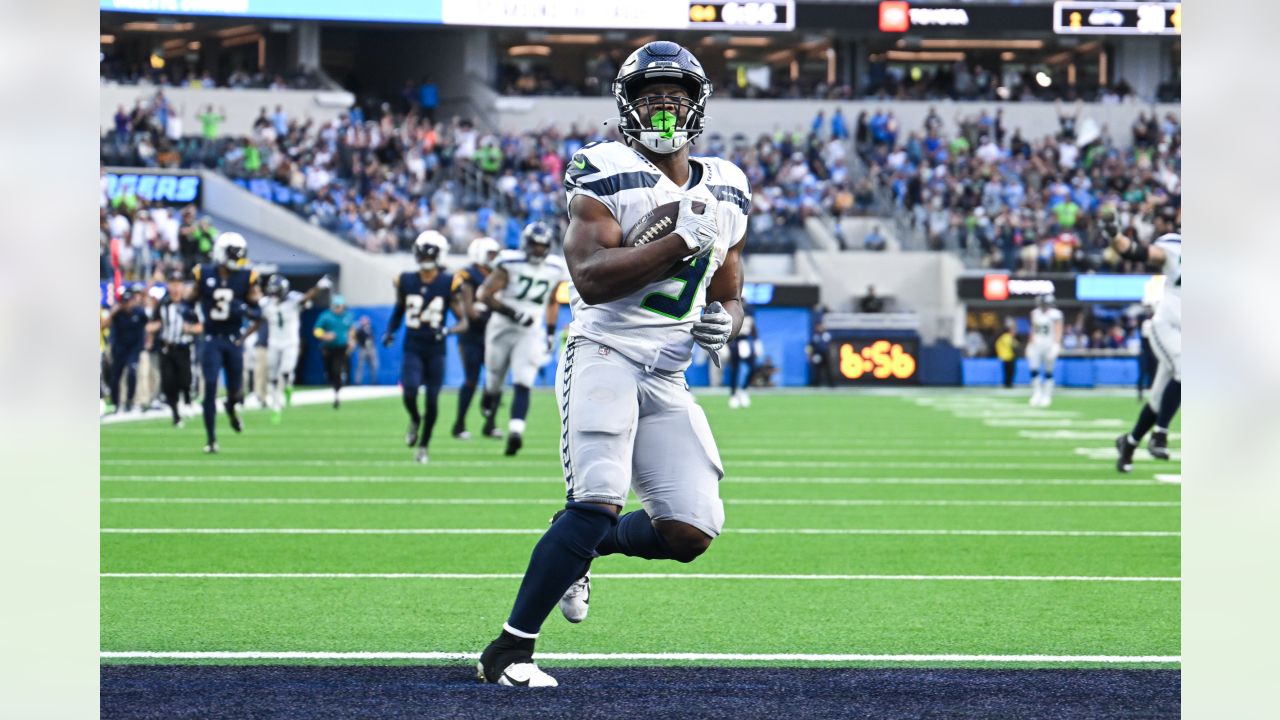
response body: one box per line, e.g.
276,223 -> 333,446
613,52 -> 712,155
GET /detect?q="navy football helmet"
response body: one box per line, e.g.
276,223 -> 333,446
266,273 -> 290,298
521,222 -> 554,265
613,41 -> 712,154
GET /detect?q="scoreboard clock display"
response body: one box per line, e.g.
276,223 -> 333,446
688,1 -> 794,31
833,338 -> 920,385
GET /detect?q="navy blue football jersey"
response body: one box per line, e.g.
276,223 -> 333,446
398,270 -> 455,351
194,263 -> 258,336
454,263 -> 491,344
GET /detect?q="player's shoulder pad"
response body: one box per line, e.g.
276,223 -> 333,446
699,156 -> 752,215
565,140 -> 658,196
1154,232 -> 1182,250
248,269 -> 260,285
451,272 -> 467,292
544,255 -> 569,272
496,249 -> 526,268
191,264 -> 202,280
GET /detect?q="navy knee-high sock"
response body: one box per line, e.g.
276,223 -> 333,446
505,502 -> 616,637
403,387 -> 421,426
1155,380 -> 1181,431
456,382 -> 477,426
512,385 -> 531,422
201,391 -> 217,444
419,386 -> 440,449
595,509 -> 678,560
1129,404 -> 1158,443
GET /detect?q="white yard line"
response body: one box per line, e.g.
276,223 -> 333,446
101,497 -> 1180,508
1155,475 -> 1182,484
100,527 -> 1179,537
100,571 -> 1182,583
99,459 -> 1141,470
98,650 -> 1180,664
99,474 -> 1173,487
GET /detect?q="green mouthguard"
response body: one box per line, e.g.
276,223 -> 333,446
650,111 -> 677,139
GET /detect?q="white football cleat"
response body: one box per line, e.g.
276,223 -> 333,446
740,391 -> 751,408
559,572 -> 590,623
476,660 -> 559,688
728,393 -> 740,409
415,447 -> 429,464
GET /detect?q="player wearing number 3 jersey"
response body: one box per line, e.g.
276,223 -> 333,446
477,41 -> 749,688
476,222 -> 568,456
188,232 -> 261,454
385,231 -> 469,464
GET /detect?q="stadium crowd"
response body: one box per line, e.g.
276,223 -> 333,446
101,92 -> 876,256
855,103 -> 1180,273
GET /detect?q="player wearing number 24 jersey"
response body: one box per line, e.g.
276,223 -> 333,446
385,231 -> 469,464
188,232 -> 261,454
477,40 -> 749,689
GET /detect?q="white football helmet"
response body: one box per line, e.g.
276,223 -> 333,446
467,236 -> 502,270
212,232 -> 248,269
413,230 -> 450,270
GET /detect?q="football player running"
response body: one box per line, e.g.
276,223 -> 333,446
451,236 -> 501,439
475,222 -> 568,456
476,41 -> 749,688
260,273 -> 331,424
1027,294 -> 1064,407
384,231 -> 469,464
1109,207 -> 1181,471
188,232 -> 261,453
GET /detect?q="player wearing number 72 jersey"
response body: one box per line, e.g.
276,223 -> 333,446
384,231 -> 469,464
476,222 -> 568,457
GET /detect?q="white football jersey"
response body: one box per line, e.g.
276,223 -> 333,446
563,140 -> 751,371
261,290 -> 308,349
1030,307 -> 1064,343
493,250 -> 569,328
1153,233 -> 1181,326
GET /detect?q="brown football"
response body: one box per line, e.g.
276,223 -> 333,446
622,200 -> 707,278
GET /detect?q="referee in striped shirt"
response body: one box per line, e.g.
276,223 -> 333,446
149,270 -> 201,427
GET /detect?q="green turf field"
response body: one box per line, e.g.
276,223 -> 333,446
100,389 -> 1180,669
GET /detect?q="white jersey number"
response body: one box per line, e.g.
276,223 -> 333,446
405,294 -> 445,330
209,288 -> 234,321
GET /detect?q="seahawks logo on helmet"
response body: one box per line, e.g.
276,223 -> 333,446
613,41 -> 712,155
414,231 -> 450,271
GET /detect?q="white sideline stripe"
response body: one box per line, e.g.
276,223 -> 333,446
100,475 -> 1172,487
1155,475 -> 1182,484
100,527 -> 1180,537
100,572 -> 1182,583
98,650 -> 1180,664
102,497 -> 1180,509
100,387 -> 401,424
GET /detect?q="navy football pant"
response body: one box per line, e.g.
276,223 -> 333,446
456,340 -> 484,429
403,347 -> 446,448
200,335 -> 244,444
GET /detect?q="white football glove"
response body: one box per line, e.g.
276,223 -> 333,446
513,310 -> 536,327
315,275 -> 334,290
692,301 -> 733,353
672,195 -> 719,261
